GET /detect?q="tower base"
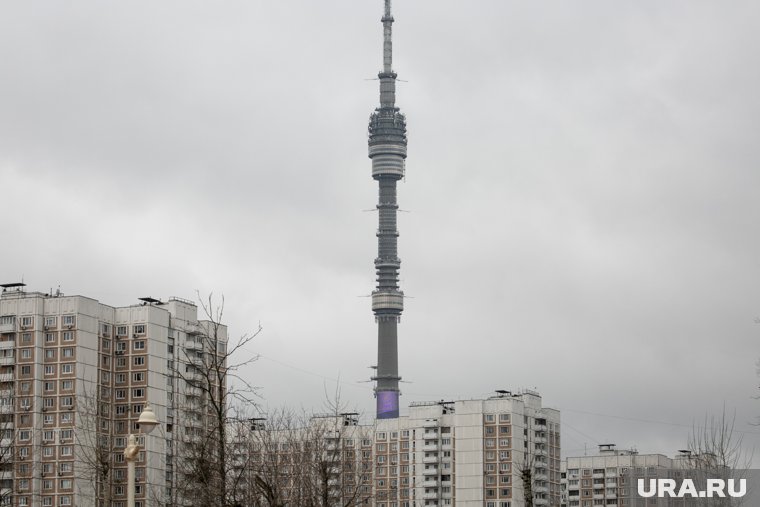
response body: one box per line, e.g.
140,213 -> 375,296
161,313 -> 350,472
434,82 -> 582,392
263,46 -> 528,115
376,390 -> 400,419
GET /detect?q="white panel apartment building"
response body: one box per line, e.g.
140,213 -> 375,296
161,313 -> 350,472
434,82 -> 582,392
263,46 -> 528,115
0,284 -> 227,507
560,445 -> 696,507
248,390 -> 561,507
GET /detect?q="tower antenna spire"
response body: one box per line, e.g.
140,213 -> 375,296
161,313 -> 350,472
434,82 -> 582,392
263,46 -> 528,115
368,0 -> 407,419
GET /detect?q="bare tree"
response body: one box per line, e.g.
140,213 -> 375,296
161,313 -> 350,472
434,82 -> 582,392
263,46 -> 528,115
243,391 -> 374,507
683,408 -> 752,507
172,293 -> 261,507
73,384 -> 113,507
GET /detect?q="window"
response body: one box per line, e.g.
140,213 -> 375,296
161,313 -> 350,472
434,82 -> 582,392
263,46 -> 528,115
116,357 -> 126,367
42,498 -> 52,507
21,349 -> 31,359
44,365 -> 55,375
21,332 -> 31,343
44,349 -> 55,359
20,316 -> 33,328
134,340 -> 145,350
61,380 -> 73,390
133,324 -> 145,335
59,462 -> 72,473
133,388 -> 145,398
133,356 -> 145,366
43,398 -> 55,408
116,341 -> 127,352
45,333 -> 55,343
116,389 -> 126,400
62,315 -> 75,327
61,363 -> 73,374
62,347 -> 74,358
59,496 -> 72,506
19,430 -> 31,441
60,396 -> 73,408
62,331 -> 73,341
133,372 -> 145,382
60,446 -> 72,456
44,316 -> 56,327
485,414 -> 495,422
116,373 -> 127,383
43,415 -> 54,425
20,381 -> 30,393
43,447 -> 54,457
60,429 -> 73,441
60,413 -> 72,423
21,365 -> 31,375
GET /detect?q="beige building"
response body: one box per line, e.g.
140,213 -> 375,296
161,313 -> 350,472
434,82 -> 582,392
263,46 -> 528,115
560,444 -> 700,507
246,390 -> 561,507
0,284 -> 227,507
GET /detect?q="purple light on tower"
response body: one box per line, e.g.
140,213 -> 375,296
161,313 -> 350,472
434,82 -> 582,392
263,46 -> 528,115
368,0 -> 406,419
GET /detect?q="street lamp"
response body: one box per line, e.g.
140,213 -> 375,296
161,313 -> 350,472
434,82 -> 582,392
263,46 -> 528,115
125,404 -> 159,507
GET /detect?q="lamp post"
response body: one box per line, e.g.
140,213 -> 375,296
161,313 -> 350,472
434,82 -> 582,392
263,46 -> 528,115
125,403 -> 158,507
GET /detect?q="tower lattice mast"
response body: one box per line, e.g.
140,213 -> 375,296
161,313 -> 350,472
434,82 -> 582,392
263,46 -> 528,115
368,0 -> 407,419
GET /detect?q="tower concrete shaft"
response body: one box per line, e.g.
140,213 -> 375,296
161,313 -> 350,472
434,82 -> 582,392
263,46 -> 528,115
369,0 -> 406,419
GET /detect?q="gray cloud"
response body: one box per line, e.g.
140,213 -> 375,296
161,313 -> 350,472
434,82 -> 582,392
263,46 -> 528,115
2,0 -> 759,460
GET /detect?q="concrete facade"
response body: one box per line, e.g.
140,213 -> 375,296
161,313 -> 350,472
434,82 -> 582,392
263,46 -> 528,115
0,285 -> 226,507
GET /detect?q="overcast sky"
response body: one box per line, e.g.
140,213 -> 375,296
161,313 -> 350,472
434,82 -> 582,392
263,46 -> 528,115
2,0 -> 760,461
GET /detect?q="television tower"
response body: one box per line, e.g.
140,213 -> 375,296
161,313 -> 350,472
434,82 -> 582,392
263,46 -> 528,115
369,0 -> 407,419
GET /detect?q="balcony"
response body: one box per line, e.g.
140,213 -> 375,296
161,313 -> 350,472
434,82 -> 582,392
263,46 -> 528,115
422,467 -> 439,476
0,357 -> 13,366
0,340 -> 14,350
0,374 -> 13,383
422,478 -> 438,488
423,455 -> 439,464
534,485 -> 548,494
422,491 -> 440,500
534,498 -> 549,506
423,441 -> 439,451
0,318 -> 14,334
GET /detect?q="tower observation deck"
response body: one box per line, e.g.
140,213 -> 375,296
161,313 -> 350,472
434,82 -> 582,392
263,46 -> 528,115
369,0 -> 407,419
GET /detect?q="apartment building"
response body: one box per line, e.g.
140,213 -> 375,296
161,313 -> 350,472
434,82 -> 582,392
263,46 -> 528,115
559,444 -> 712,507
0,284 -> 227,507
244,390 -> 561,507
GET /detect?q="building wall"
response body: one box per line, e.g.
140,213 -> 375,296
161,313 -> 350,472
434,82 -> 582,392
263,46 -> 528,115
246,391 -> 561,507
0,287 -> 226,507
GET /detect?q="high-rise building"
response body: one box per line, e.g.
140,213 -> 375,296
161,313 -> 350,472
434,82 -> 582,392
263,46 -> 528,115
245,390 -> 561,507
0,284 -> 227,507
368,0 -> 408,420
